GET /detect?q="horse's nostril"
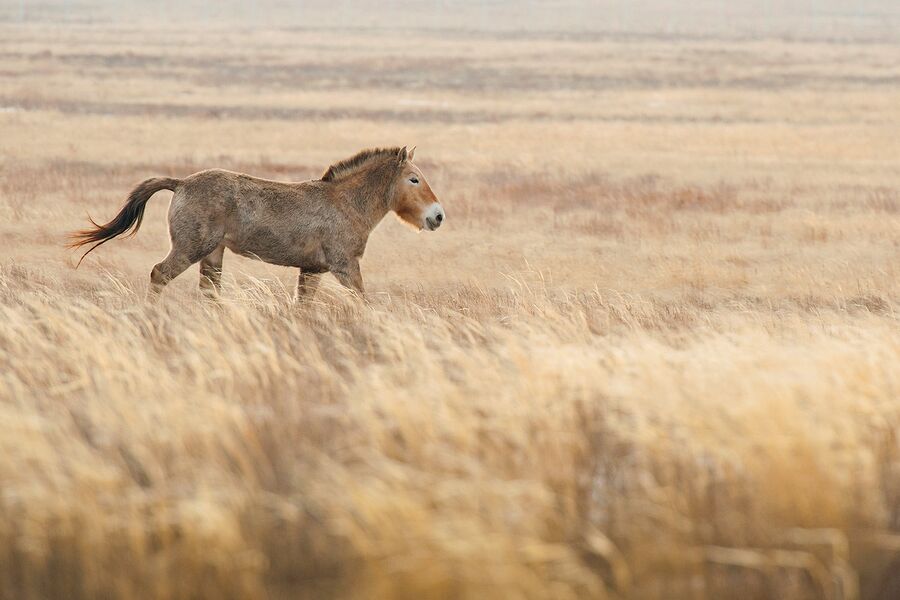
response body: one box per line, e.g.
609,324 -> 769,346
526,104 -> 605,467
436,213 -> 443,223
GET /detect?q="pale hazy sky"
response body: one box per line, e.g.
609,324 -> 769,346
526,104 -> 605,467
3,1 -> 900,41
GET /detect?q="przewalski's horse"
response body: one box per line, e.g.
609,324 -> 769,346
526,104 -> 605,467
69,146 -> 444,299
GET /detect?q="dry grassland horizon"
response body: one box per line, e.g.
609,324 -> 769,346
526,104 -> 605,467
0,2 -> 898,599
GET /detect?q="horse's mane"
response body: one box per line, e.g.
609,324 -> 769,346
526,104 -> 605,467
320,147 -> 402,182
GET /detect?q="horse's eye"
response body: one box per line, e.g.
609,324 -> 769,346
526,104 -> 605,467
409,177 -> 419,184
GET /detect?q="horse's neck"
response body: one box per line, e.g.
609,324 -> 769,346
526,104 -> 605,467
340,170 -> 393,231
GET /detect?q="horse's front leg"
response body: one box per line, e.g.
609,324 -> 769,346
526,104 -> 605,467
331,260 -> 365,297
295,271 -> 322,302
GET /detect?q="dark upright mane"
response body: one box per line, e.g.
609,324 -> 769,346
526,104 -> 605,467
320,147 -> 402,182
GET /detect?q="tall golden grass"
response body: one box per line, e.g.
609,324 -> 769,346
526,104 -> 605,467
2,263 -> 898,599
1,4 -> 900,599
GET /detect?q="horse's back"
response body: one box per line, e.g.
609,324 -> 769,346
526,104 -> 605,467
171,169 -> 310,220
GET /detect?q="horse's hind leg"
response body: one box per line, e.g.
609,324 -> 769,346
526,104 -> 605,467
150,249 -> 194,296
150,233 -> 223,296
150,190 -> 226,297
199,243 -> 226,296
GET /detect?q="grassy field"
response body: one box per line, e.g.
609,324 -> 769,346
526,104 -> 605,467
1,2 -> 899,599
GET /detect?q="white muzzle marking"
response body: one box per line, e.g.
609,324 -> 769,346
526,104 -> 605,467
424,203 -> 445,231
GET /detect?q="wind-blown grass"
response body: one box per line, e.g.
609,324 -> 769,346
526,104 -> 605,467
2,266 -> 898,599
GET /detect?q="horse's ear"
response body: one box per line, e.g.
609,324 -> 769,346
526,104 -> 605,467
397,146 -> 408,164
408,146 -> 416,161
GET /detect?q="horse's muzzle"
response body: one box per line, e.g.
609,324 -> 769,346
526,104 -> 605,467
424,204 -> 445,231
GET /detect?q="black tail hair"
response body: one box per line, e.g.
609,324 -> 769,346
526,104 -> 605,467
68,177 -> 180,267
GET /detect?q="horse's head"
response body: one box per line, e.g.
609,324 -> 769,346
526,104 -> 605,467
391,146 -> 444,231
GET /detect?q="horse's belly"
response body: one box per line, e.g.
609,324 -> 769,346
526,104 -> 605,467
224,232 -> 328,272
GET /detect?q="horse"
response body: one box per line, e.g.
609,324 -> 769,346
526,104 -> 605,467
69,146 -> 444,299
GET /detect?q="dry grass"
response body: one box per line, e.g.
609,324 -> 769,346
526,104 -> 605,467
1,3 -> 899,599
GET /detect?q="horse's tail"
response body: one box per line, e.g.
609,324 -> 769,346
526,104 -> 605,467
69,176 -> 180,267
